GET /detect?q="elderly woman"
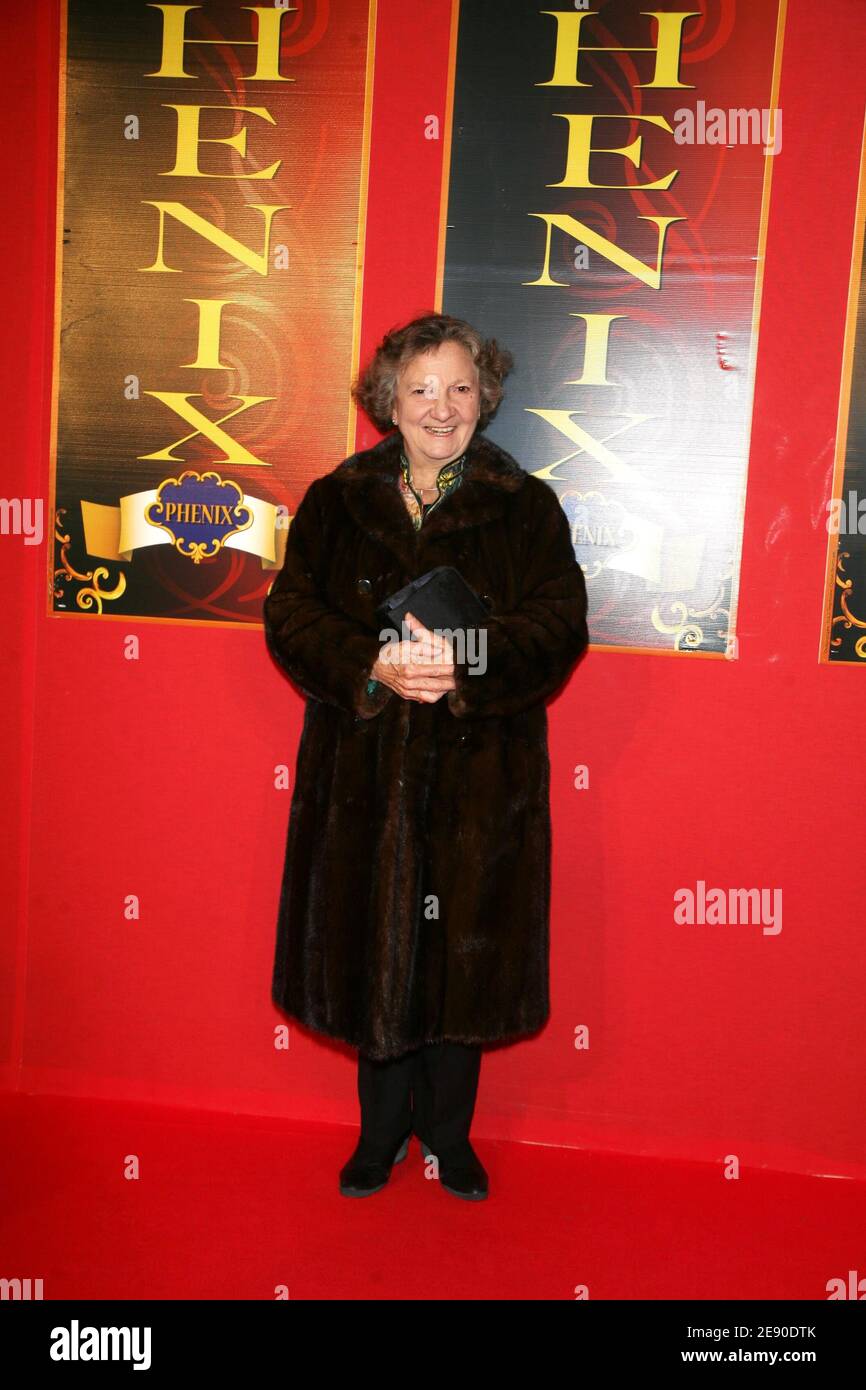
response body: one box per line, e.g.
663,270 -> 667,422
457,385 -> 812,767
263,312 -> 588,1201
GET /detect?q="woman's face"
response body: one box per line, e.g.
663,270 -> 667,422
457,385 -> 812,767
392,341 -> 481,470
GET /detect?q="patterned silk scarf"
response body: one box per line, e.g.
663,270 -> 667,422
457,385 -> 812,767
365,445 -> 469,700
398,448 -> 467,530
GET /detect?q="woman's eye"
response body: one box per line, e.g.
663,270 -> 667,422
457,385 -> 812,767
409,384 -> 472,395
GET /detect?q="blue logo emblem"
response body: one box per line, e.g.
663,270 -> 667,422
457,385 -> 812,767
145,471 -> 253,564
560,490 -> 633,579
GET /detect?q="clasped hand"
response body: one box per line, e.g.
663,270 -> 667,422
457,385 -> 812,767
370,611 -> 457,703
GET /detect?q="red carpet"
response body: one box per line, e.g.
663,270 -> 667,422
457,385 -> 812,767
1,1092 -> 864,1300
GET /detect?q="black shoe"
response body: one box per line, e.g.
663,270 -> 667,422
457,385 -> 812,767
419,1138 -> 488,1200
339,1129 -> 411,1197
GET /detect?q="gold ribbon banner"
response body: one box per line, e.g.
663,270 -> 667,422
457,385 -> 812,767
559,488 -> 706,592
605,508 -> 706,592
80,490 -> 288,570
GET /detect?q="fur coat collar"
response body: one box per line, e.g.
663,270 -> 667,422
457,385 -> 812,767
334,428 -> 527,571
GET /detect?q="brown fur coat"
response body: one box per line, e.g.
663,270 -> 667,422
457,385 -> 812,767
263,428 -> 589,1059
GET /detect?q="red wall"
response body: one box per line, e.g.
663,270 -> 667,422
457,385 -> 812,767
3,0 -> 865,1178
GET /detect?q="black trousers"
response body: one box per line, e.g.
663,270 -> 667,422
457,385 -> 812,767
356,1041 -> 482,1159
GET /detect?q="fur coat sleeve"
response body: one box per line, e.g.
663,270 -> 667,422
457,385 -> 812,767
447,476 -> 589,719
263,477 -> 393,721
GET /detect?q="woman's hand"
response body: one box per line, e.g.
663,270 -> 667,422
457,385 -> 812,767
371,611 -> 457,703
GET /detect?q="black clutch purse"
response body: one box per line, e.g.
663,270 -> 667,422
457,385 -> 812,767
375,565 -> 490,636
